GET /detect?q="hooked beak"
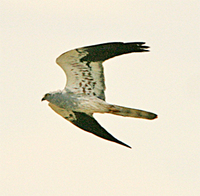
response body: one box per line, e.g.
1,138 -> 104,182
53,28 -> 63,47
41,97 -> 45,101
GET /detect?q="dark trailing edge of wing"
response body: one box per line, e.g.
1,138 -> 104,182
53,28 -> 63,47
68,112 -> 131,148
80,42 -> 149,62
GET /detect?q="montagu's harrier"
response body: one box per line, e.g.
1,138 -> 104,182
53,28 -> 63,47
42,42 -> 157,148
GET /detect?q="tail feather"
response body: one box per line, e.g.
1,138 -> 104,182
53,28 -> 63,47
109,105 -> 157,120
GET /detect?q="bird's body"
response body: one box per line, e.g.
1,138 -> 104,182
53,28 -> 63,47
45,89 -> 111,117
42,42 -> 157,148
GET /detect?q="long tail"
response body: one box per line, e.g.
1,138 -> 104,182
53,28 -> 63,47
108,105 -> 157,120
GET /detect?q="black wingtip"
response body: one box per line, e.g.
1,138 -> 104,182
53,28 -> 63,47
70,112 -> 132,149
128,42 -> 150,52
114,139 -> 132,149
80,41 -> 150,62
123,143 -> 132,149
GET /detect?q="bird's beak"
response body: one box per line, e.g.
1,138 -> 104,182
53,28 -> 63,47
41,97 -> 45,101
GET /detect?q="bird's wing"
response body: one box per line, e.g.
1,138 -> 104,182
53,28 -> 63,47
48,103 -> 131,148
70,112 -> 131,148
56,42 -> 149,101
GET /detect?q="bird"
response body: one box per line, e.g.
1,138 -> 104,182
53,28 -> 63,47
42,42 -> 157,148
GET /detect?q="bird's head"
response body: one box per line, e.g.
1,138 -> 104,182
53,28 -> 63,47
41,93 -> 51,102
41,90 -> 63,102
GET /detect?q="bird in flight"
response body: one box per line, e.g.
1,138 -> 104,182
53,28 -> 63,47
42,42 -> 157,148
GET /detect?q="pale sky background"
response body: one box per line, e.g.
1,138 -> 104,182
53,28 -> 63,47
1,1 -> 199,196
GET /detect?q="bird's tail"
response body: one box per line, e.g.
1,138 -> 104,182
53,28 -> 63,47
108,104 -> 157,120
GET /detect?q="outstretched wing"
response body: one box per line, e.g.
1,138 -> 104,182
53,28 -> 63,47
56,42 -> 149,101
70,112 -> 131,148
48,103 -> 131,148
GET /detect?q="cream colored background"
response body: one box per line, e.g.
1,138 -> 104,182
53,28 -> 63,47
1,1 -> 199,195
